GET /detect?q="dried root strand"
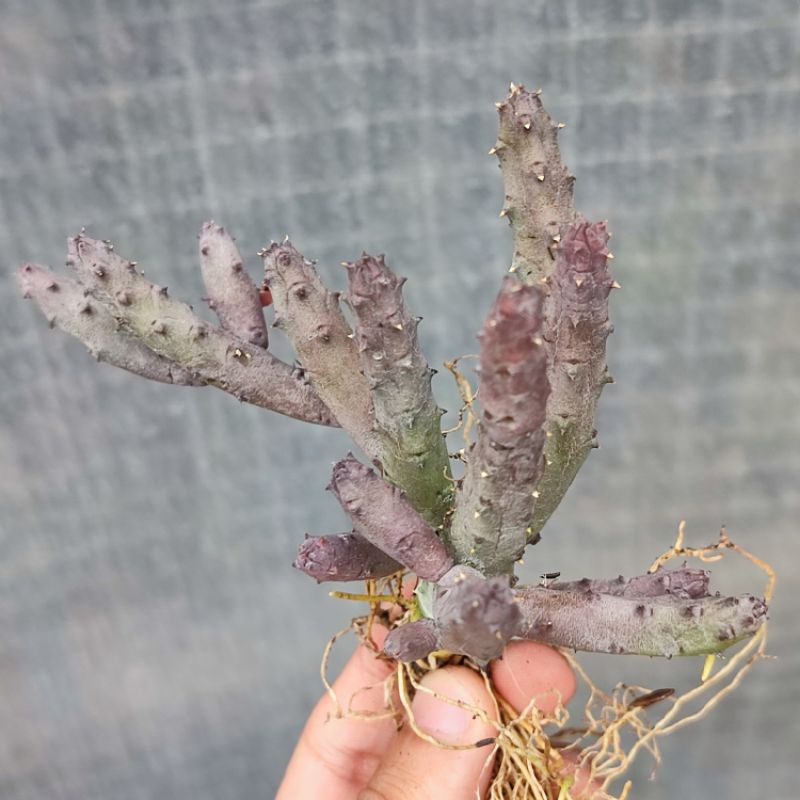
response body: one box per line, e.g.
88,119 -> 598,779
508,529 -> 774,795
323,530 -> 773,800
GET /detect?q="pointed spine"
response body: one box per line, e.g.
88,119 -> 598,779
344,253 -> 452,525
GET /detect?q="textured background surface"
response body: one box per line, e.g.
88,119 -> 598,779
1,0 -> 799,797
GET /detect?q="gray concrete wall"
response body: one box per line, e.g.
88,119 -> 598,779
1,0 -> 798,797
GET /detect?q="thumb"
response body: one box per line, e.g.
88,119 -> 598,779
359,665 -> 498,800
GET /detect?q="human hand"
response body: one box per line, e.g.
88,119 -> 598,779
278,628 -> 597,799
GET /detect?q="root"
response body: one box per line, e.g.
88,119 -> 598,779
443,354 -> 480,446
320,526 -> 774,798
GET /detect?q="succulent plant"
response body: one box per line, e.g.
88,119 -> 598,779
17,84 -> 766,668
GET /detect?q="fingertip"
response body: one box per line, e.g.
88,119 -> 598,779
401,574 -> 419,599
277,625 -> 397,799
362,665 -> 499,799
349,623 -> 393,683
560,748 -> 602,798
365,621 -> 389,650
411,665 -> 496,746
491,640 -> 576,715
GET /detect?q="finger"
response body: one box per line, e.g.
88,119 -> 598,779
492,643 -> 601,797
359,665 -> 499,800
277,625 -> 398,800
561,749 -> 604,798
490,640 -> 576,714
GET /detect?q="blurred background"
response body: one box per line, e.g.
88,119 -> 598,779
1,0 -> 798,797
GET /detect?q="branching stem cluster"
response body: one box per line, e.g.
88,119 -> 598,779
18,83 -> 771,796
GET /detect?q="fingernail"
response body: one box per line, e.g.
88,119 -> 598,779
411,667 -> 483,745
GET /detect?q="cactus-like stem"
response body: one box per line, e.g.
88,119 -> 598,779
447,278 -> 550,575
433,565 -> 521,662
345,253 -> 452,524
493,84 -> 575,285
529,218 -> 615,536
198,221 -> 268,348
63,232 -> 336,426
17,87 -> 769,695
492,85 -> 614,542
513,586 -> 767,657
293,531 -> 401,582
328,454 -> 453,581
550,566 -> 710,600
385,568 -> 764,663
384,566 -> 523,664
383,619 -> 438,662
18,263 -> 204,386
261,241 -> 379,458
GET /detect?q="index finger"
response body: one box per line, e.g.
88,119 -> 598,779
491,640 -> 577,714
277,625 -> 397,800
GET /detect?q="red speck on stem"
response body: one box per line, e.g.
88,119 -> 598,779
259,284 -> 273,307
